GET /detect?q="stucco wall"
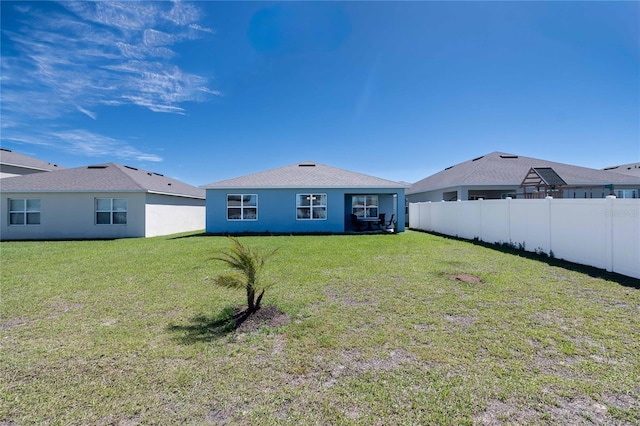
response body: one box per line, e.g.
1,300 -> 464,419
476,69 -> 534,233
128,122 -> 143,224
206,188 -> 405,234
0,192 -> 146,240
145,193 -> 205,237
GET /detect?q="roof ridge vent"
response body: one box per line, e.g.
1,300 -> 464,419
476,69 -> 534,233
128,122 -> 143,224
298,162 -> 316,167
0,148 -> 12,152
472,156 -> 484,162
87,165 -> 108,169
500,155 -> 519,159
124,165 -> 138,170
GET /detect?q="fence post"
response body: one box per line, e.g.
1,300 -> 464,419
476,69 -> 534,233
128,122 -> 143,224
546,196 -> 553,257
605,195 -> 616,273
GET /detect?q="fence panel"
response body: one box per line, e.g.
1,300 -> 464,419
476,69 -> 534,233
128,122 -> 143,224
409,198 -> 639,279
611,199 -> 640,279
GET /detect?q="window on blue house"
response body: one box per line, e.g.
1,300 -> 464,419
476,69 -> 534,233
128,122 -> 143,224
296,193 -> 326,220
227,194 -> 258,220
352,195 -> 378,219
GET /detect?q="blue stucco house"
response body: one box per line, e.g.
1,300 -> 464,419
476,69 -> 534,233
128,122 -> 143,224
202,161 -> 408,234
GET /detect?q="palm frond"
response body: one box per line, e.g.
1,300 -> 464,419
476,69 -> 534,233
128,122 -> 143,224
213,273 -> 245,290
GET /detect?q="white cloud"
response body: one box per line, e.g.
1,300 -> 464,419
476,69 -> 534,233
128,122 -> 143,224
3,127 -> 163,163
1,1 -> 219,120
77,106 -> 97,120
1,1 -> 217,162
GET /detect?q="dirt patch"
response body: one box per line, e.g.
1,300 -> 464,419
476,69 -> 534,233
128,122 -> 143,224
46,302 -> 84,319
445,314 -> 477,326
474,399 -> 539,425
235,305 -> 291,333
0,317 -> 31,330
452,273 -> 482,284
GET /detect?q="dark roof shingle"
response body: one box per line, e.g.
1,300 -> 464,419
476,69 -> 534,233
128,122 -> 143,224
202,161 -> 408,189
408,152 -> 640,194
1,163 -> 204,199
0,149 -> 64,172
603,163 -> 640,178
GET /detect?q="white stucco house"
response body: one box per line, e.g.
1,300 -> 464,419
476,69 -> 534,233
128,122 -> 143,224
407,152 -> 640,203
1,163 -> 205,240
0,148 -> 64,178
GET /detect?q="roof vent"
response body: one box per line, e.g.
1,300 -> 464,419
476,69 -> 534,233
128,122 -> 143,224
298,162 -> 316,167
0,148 -> 12,152
87,165 -> 107,169
500,155 -> 519,159
167,183 -> 172,186
124,165 -> 138,170
153,172 -> 164,176
603,166 -> 618,170
444,166 -> 453,170
472,156 -> 484,162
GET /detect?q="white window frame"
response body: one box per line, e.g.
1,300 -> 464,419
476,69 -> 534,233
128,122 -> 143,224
296,193 -> 327,220
352,195 -> 379,219
96,198 -> 127,225
226,194 -> 258,221
8,198 -> 40,225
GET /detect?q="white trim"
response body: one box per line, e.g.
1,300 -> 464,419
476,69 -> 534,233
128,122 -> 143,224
226,194 -> 258,221
295,193 -> 327,221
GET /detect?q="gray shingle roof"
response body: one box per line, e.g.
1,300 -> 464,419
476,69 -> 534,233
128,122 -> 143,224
202,161 -> 408,189
0,148 -> 65,172
0,163 -> 204,199
603,163 -> 640,178
408,152 -> 640,195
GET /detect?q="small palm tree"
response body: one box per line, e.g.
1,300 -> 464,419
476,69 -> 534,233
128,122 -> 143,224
211,237 -> 278,313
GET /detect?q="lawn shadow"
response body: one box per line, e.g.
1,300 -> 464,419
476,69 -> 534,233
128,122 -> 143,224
167,306 -> 251,344
166,232 -> 208,240
419,230 -> 640,290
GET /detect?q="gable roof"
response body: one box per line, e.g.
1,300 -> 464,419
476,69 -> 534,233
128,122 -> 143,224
0,148 -> 65,172
603,163 -> 640,178
1,163 -> 204,199
202,161 -> 408,189
521,167 -> 567,187
408,152 -> 640,195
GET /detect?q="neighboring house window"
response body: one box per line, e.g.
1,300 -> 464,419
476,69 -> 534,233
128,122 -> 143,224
96,198 -> 127,225
352,195 -> 378,219
296,193 -> 327,220
227,194 -> 258,220
614,189 -> 638,199
9,198 -> 40,225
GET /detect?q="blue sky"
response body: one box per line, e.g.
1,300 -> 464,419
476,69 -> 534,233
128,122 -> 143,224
1,1 -> 638,186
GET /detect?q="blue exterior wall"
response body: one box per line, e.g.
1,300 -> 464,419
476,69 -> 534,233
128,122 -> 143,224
206,187 -> 405,234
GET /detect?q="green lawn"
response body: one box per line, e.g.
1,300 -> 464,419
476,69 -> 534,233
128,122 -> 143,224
1,231 -> 639,425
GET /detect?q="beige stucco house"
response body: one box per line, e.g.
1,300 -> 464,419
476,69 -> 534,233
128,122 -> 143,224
1,163 -> 205,240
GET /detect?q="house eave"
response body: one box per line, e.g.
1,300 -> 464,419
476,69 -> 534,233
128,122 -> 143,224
2,189 -> 205,199
146,190 -> 205,200
203,185 -> 407,190
0,163 -> 57,172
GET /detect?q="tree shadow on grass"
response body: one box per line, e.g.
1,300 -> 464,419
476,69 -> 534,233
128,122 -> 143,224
167,306 -> 251,344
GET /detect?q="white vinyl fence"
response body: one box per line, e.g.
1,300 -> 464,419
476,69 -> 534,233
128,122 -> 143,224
409,197 -> 640,279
